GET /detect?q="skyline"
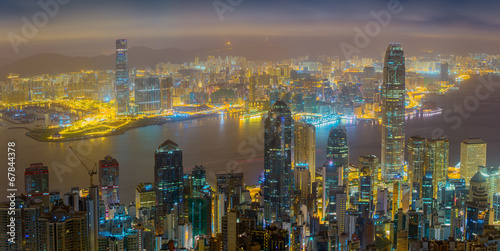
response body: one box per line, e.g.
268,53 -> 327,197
1,0 -> 500,59
3,1 -> 500,249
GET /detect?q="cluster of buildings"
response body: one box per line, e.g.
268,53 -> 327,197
2,43 -> 500,251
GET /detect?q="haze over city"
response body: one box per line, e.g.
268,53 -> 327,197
2,0 -> 500,250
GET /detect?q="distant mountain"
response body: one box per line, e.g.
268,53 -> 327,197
0,42 -> 305,79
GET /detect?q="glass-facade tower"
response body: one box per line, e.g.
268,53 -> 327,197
115,39 -> 129,115
381,43 -> 405,181
263,100 -> 293,224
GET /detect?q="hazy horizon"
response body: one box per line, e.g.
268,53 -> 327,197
1,0 -> 500,61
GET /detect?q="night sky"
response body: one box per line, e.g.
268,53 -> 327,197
1,0 -> 499,59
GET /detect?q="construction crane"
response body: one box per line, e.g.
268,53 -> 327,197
68,146 -> 98,187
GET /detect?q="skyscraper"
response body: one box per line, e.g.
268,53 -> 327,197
161,77 -> 173,112
362,66 -> 376,102
115,39 -> 129,115
263,100 -> 293,223
99,155 -> 119,208
294,121 -> 316,182
155,139 -> 184,217
425,138 -> 449,199
359,155 -> 380,209
324,127 -> 348,222
135,77 -> 161,113
440,62 -> 449,82
381,43 -> 405,181
392,181 -> 402,220
460,138 -> 487,186
248,76 -> 256,108
358,163 -> 372,218
326,126 -> 349,183
407,135 -> 426,202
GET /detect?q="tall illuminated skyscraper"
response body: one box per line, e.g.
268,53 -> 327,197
425,138 -> 449,199
294,121 -> 316,183
161,77 -> 173,112
263,100 -> 293,223
381,43 -> 405,181
155,139 -> 184,217
324,127 -> 348,223
460,138 -> 487,186
99,155 -> 120,208
358,163 -> 372,218
359,155 -> 380,207
407,135 -> 426,202
115,39 -> 129,115
326,127 -> 349,183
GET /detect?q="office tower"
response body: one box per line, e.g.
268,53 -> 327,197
294,121 -> 316,182
99,155 -> 119,208
421,172 -> 433,212
294,165 -> 311,202
425,138 -> 449,199
249,76 -> 256,107
189,197 -> 211,238
358,164 -> 372,218
359,155 -> 380,202
24,163 -> 49,205
324,127 -> 348,225
216,173 -> 244,212
440,62 -> 449,81
381,43 -> 405,181
0,196 -> 43,251
263,100 -> 293,223
155,139 -> 184,217
135,77 -> 161,113
407,135 -> 426,203
392,181 -> 402,220
115,39 -> 129,115
326,126 -> 349,184
37,205 -> 88,250
362,66 -> 376,102
478,166 -> 500,205
135,183 -> 155,218
461,138 -> 487,186
161,77 -> 173,112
